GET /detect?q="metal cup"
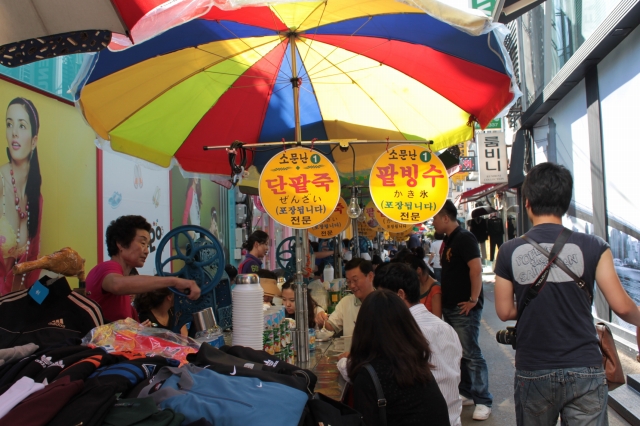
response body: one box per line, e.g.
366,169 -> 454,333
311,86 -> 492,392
192,307 -> 217,332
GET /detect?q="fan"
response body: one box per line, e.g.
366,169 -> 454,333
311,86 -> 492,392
350,236 -> 373,257
155,225 -> 231,332
276,236 -> 314,281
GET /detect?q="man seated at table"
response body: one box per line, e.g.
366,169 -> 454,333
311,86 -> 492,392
374,262 -> 463,426
86,215 -> 201,322
316,258 -> 375,338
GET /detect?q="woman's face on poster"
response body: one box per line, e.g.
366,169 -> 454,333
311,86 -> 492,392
5,104 -> 37,162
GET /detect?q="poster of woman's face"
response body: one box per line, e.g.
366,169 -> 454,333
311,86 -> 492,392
1,97 -> 42,294
1,78 -> 100,293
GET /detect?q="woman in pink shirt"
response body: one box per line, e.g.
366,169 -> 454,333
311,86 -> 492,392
85,215 -> 201,322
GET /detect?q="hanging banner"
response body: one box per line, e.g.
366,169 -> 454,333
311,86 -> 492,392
308,197 -> 349,238
356,221 -> 377,239
259,147 -> 340,229
477,132 -> 508,184
363,201 -> 384,231
374,209 -> 414,233
370,144 -> 449,224
391,228 -> 413,241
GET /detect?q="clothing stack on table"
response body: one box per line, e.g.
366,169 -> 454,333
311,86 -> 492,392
0,315 -> 318,425
0,273 -> 326,426
0,276 -> 104,349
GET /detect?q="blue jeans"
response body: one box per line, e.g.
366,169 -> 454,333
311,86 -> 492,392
514,367 -> 608,426
433,268 -> 442,283
443,306 -> 493,406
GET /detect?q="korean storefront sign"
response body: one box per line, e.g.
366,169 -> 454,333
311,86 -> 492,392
308,197 -> 349,238
363,201 -> 385,231
391,228 -> 414,241
477,132 -> 508,184
259,148 -> 340,228
356,221 -> 377,239
474,117 -> 502,129
374,209 -> 414,233
370,144 -> 449,224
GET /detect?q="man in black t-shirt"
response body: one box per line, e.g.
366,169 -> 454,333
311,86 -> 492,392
433,200 -> 493,421
494,162 -> 640,426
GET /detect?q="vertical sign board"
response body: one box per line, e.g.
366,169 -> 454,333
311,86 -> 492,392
477,132 -> 508,184
102,150 -> 172,275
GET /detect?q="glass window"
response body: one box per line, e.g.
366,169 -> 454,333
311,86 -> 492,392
0,54 -> 86,101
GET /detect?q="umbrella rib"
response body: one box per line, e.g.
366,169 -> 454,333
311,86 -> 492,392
299,16 -> 373,80
295,1 -> 329,31
267,6 -> 293,77
301,42 -> 405,139
300,1 -> 329,67
194,40 -> 282,74
303,38 -> 391,80
216,21 -> 290,79
308,65 -> 385,81
106,40 -> 283,134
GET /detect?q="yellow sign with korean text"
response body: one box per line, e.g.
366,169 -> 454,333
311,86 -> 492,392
391,228 -> 414,241
370,144 -> 449,224
309,197 -> 349,238
259,148 -> 340,228
356,221 -> 377,239
363,201 -> 384,231
375,208 -> 414,233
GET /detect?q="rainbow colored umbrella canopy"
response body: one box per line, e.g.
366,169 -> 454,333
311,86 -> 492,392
76,0 -> 518,177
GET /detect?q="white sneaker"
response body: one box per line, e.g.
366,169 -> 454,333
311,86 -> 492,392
472,404 -> 491,421
460,395 -> 474,406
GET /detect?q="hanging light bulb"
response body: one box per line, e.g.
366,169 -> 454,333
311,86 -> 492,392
347,196 -> 362,219
357,206 -> 366,222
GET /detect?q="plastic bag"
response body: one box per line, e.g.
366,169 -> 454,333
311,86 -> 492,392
82,318 -> 200,365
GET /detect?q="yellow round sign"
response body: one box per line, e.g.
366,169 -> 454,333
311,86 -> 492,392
308,197 -> 349,238
369,144 -> 449,224
259,147 -> 340,229
391,228 -> 414,241
363,201 -> 381,229
374,208 -> 414,233
356,221 -> 377,239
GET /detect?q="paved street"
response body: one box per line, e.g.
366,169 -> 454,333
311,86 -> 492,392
461,272 -> 640,425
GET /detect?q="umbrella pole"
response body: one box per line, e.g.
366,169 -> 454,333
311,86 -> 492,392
290,34 -> 310,364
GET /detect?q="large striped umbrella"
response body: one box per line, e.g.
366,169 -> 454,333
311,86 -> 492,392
75,0 -> 519,179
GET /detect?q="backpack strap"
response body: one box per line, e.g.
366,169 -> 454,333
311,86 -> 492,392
363,363 -> 387,426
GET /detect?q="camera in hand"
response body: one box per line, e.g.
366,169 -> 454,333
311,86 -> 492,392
496,326 -> 517,349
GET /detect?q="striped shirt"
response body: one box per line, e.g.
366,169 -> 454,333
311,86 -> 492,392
410,303 -> 462,426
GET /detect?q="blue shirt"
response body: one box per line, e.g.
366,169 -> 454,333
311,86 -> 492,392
240,253 -> 262,274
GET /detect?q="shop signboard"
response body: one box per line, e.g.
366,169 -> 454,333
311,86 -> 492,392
370,144 -> 449,224
363,201 -> 385,231
356,221 -> 377,239
374,209 -> 415,233
477,132 -> 508,184
391,228 -> 413,241
474,118 -> 503,130
259,147 -> 340,229
470,0 -> 498,17
308,197 -> 349,238
459,156 -> 477,172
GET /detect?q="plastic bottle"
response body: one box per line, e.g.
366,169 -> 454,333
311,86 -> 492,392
323,263 -> 334,285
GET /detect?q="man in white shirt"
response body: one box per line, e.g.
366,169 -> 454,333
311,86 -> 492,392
316,258 -> 374,339
374,262 -> 463,426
